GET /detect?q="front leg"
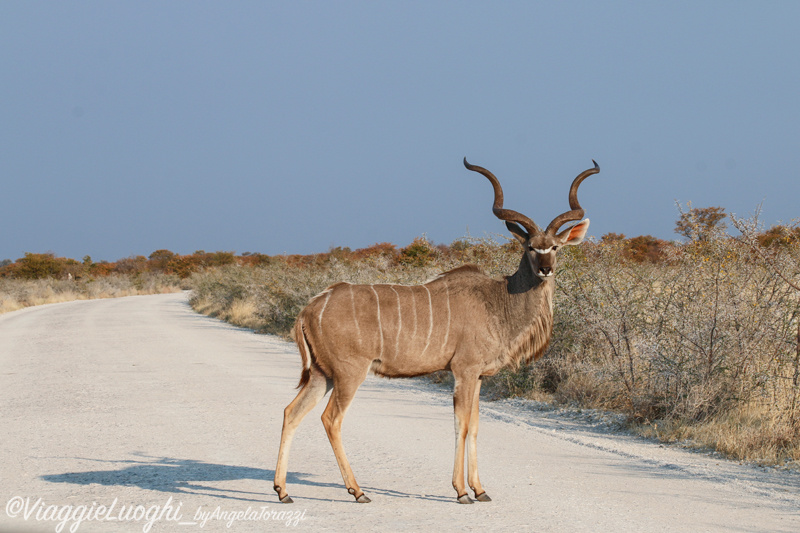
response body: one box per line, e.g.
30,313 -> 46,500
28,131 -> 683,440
452,372 -> 479,504
467,377 -> 491,502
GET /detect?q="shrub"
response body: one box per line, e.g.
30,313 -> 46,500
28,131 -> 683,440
399,237 -> 437,267
5,253 -> 68,279
0,273 -> 182,314
186,230 -> 800,465
675,204 -> 728,242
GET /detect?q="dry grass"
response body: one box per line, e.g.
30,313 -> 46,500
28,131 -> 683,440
192,294 -> 262,331
635,404 -> 800,465
0,274 -> 183,314
187,234 -> 800,468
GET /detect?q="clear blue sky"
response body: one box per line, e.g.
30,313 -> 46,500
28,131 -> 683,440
2,2 -> 799,261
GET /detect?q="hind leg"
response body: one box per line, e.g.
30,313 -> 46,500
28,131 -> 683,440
321,372 -> 370,503
274,365 -> 330,503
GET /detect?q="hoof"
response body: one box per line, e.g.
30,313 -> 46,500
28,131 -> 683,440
274,486 -> 293,504
457,494 -> 474,504
349,488 -> 371,503
475,492 -> 492,502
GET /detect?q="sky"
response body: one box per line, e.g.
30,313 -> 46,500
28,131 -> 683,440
2,1 -> 799,262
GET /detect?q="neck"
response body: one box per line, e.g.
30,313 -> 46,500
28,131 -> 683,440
506,254 -> 546,295
499,253 -> 556,367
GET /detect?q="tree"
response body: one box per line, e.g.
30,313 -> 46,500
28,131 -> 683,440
601,232 -> 626,243
13,253 -> 64,279
625,235 -> 668,263
757,225 -> 800,248
148,249 -> 176,271
675,203 -> 727,242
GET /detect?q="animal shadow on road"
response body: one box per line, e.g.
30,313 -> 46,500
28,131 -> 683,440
41,454 -> 313,503
40,453 -> 451,503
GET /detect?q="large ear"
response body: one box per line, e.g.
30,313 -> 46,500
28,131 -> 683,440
505,221 -> 529,245
556,219 -> 590,246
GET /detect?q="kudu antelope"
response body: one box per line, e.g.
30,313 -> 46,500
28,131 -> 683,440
274,158 -> 599,504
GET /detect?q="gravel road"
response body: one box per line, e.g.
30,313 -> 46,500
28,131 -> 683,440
1,293 -> 799,532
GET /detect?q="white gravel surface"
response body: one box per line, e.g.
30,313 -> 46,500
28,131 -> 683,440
1,292 -> 799,532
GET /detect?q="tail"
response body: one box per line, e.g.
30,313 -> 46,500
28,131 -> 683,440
293,318 -> 312,389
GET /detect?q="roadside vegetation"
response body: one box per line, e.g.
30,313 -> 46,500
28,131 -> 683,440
4,208 -> 798,467
188,207 -> 800,468
0,250 -> 244,313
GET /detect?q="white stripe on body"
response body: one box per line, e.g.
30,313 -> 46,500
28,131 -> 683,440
370,285 -> 384,358
420,285 -> 434,357
441,280 -> 451,352
349,284 -> 362,346
390,286 -> 402,358
318,290 -> 332,330
410,286 -> 418,342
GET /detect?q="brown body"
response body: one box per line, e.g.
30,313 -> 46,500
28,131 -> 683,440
273,158 -> 599,504
299,264 -> 554,383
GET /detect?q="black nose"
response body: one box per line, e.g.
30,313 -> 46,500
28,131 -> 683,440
539,267 -> 552,276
